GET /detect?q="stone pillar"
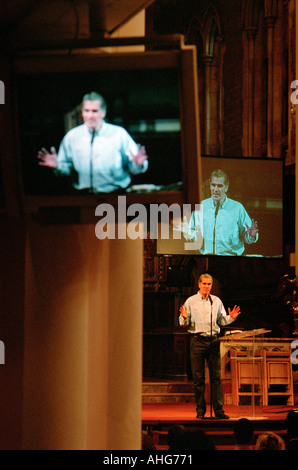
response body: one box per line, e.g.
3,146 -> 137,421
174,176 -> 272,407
265,15 -> 276,157
295,0 -> 298,276
23,222 -> 143,450
247,27 -> 257,156
203,55 -> 213,155
287,0 -> 296,166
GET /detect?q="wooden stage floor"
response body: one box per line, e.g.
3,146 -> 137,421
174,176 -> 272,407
142,403 -> 296,449
142,402 -> 294,424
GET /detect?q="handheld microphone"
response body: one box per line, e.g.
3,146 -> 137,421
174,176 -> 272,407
91,128 -> 96,144
213,202 -> 220,254
90,129 -> 96,192
214,201 -> 220,218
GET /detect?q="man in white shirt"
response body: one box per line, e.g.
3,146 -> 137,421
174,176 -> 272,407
38,92 -> 148,193
179,273 -> 241,419
181,169 -> 259,255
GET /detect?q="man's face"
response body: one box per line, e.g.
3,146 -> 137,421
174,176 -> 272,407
81,100 -> 106,130
198,277 -> 212,297
210,176 -> 228,204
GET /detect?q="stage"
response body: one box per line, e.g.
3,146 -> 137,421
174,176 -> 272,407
142,402 -> 295,449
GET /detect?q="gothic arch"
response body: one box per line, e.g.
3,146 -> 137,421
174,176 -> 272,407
203,5 -> 222,58
186,16 -> 203,48
202,6 -> 224,155
241,0 -> 262,31
241,0 -> 284,158
185,6 -> 225,155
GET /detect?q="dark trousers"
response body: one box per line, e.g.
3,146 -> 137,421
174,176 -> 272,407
190,335 -> 224,416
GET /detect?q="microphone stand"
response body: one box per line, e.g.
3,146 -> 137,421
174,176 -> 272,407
202,296 -> 216,420
208,201 -> 219,417
210,298 -> 213,418
205,295 -> 215,419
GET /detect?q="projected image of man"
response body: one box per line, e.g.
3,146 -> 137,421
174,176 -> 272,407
184,169 -> 259,256
37,92 -> 148,193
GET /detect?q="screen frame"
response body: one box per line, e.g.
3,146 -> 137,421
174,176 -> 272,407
12,46 -> 201,216
156,154 -> 285,259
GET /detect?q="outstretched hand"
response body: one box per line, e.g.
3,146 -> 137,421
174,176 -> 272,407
173,215 -> 189,234
246,219 -> 258,238
179,305 -> 188,319
37,147 -> 58,169
132,145 -> 148,166
228,305 -> 241,319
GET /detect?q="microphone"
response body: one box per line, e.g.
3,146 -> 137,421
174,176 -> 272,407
91,128 -> 96,144
214,201 -> 220,218
213,201 -> 219,254
90,129 -> 96,192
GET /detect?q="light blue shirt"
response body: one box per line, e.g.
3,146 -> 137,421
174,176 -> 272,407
57,122 -> 148,193
187,197 -> 258,256
179,292 -> 235,336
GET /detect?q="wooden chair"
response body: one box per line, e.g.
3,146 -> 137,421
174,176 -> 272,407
263,350 -> 294,406
230,349 -> 265,406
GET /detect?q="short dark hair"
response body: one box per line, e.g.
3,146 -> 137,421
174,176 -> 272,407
210,169 -> 229,187
198,273 -> 213,284
285,410 -> 298,437
81,92 -> 107,111
234,418 -> 254,444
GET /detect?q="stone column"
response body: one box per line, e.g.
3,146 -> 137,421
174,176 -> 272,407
247,27 -> 257,156
23,222 -> 143,450
265,15 -> 277,157
295,0 -> 298,276
203,55 -> 213,155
